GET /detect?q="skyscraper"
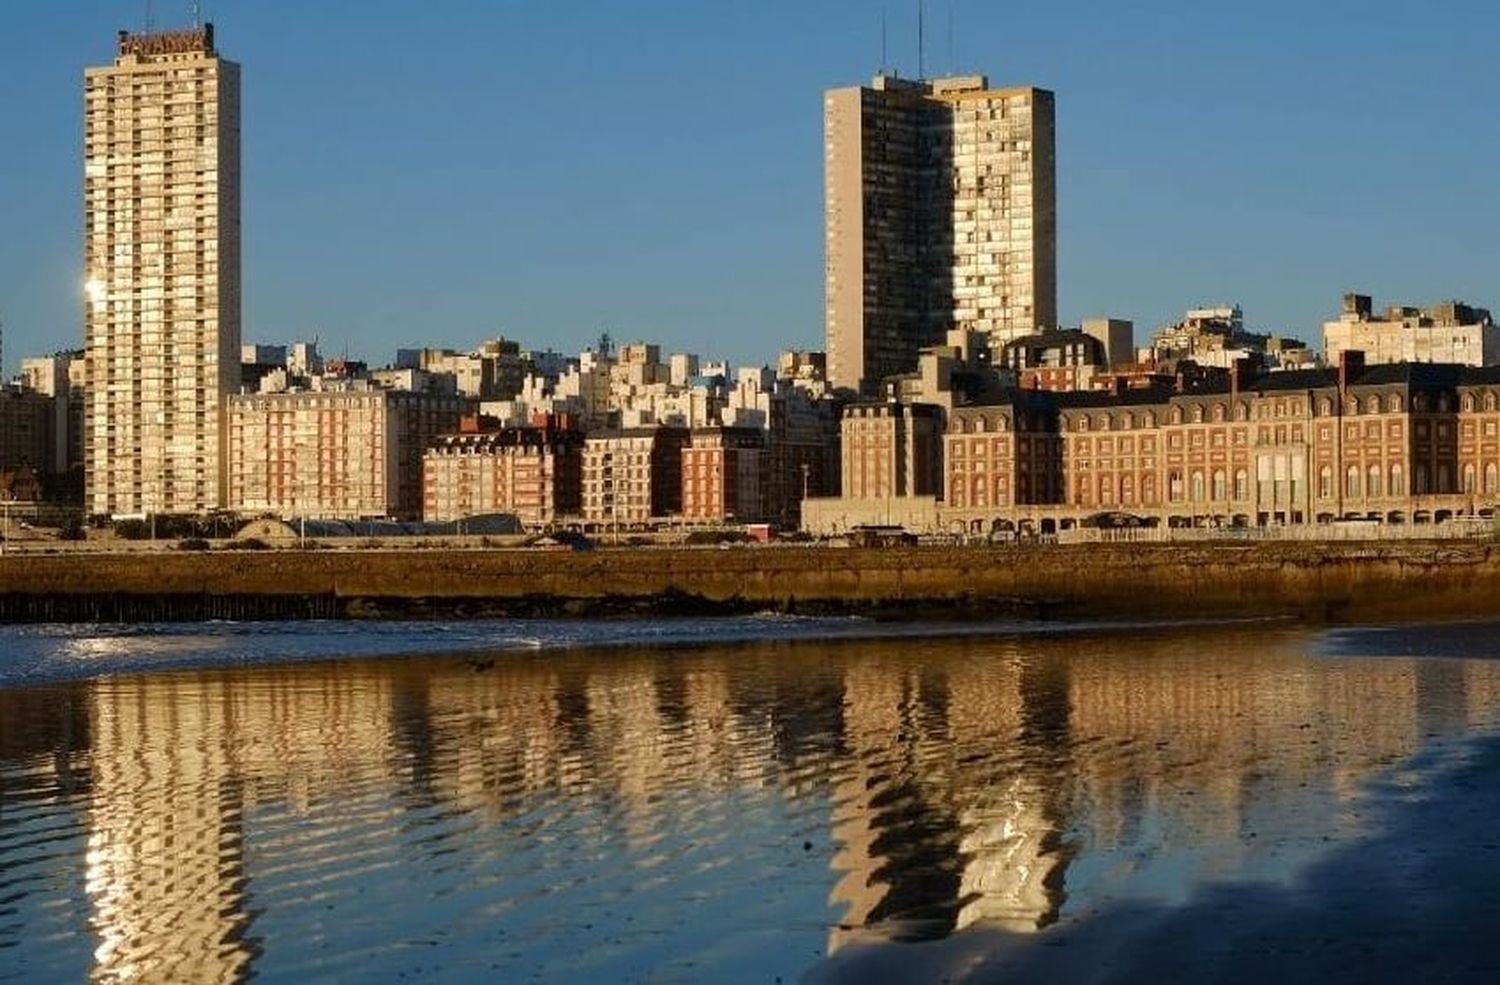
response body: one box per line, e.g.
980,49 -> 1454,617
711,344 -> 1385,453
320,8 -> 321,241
84,24 -> 241,516
825,74 -> 1056,394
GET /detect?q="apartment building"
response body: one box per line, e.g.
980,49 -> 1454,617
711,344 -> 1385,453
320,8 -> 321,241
84,25 -> 240,515
226,387 -> 467,520
825,73 -> 1056,393
581,427 -> 688,525
423,424 -> 583,525
1324,293 -> 1497,367
681,427 -> 764,522
840,402 -> 942,500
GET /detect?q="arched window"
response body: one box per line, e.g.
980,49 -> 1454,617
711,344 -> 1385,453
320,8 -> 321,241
1212,404 -> 1226,423
1171,407 -> 1183,425
1169,471 -> 1184,502
1098,475 -> 1113,504
1144,412 -> 1157,428
1438,394 -> 1452,413
1121,474 -> 1135,505
1464,395 -> 1476,413
1368,463 -> 1382,497
1464,464 -> 1477,494
1122,412 -> 1134,429
1192,406 -> 1204,424
1346,396 -> 1361,415
1414,394 -> 1429,413
1390,464 -> 1404,496
1487,463 -> 1498,494
1097,414 -> 1111,431
999,415 -> 1011,431
1486,393 -> 1498,413
1191,471 -> 1206,502
1387,394 -> 1403,413
1143,474 -> 1157,504
1319,465 -> 1333,499
1346,465 -> 1361,499
1237,402 -> 1251,421
1235,468 -> 1249,500
1212,469 -> 1228,500
1320,397 -> 1334,416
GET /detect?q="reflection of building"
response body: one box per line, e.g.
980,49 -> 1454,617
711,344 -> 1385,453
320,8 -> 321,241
86,681 -> 252,984
84,25 -> 240,515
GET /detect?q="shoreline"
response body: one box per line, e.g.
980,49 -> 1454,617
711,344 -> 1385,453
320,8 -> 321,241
2,541 -> 1499,625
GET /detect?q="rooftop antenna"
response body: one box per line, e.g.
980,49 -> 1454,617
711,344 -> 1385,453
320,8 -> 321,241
948,1 -> 956,74
191,1 -> 202,28
917,0 -> 926,80
880,5 -> 888,74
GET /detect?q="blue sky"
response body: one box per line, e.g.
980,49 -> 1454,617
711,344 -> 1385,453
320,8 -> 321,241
2,1 -> 1497,375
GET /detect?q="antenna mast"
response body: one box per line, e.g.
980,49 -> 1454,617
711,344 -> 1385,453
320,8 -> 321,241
192,1 -> 202,28
880,6 -> 888,74
917,0 -> 926,80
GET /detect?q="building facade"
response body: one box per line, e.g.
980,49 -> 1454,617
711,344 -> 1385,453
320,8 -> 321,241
840,402 -> 942,500
1324,294 -> 1497,367
84,25 -> 241,515
581,427 -> 688,525
935,357 -> 1500,532
825,74 -> 1056,393
423,425 -> 583,525
227,388 -> 466,521
681,427 -> 764,522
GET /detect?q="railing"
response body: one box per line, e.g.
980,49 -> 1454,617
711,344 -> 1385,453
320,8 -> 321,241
1056,522 -> 1496,545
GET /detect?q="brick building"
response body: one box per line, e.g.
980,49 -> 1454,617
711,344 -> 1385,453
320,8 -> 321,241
941,354 -> 1500,530
582,426 -> 688,525
227,388 -> 467,521
682,427 -> 764,522
841,402 -> 942,500
423,423 -> 583,526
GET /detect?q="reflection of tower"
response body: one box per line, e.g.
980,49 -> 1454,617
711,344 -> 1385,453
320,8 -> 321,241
85,681 -> 252,984
949,651 -> 1071,934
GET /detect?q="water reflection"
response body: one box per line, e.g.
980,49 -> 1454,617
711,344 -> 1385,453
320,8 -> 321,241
2,625 -> 1499,982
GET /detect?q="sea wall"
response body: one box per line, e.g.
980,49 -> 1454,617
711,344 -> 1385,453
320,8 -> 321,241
2,542 -> 1499,624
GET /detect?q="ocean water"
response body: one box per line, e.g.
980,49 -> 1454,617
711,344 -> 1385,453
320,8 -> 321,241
2,618 -> 1500,983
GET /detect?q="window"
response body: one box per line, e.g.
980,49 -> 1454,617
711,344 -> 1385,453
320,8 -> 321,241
1212,469 -> 1227,500
1487,463 -> 1498,495
1464,464 -> 1477,494
1169,471 -> 1183,503
1319,465 -> 1333,499
1191,471 -> 1205,502
1368,464 -> 1382,497
1235,468 -> 1249,500
1346,465 -> 1361,499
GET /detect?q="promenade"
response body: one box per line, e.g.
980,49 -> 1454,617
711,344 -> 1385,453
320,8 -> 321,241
3,541 -> 1499,624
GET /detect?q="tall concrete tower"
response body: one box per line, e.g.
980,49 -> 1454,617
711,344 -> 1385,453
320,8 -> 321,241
824,74 -> 1056,394
83,24 -> 241,515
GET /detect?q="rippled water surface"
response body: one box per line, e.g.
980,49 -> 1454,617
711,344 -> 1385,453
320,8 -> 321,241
3,619 -> 1500,983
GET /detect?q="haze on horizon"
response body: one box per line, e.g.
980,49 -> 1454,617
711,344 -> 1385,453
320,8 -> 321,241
2,0 -> 1497,376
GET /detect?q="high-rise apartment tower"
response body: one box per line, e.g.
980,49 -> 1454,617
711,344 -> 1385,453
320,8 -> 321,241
825,74 -> 1056,394
84,25 -> 241,515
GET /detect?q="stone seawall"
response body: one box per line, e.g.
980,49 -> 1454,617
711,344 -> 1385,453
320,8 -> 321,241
1,543 -> 1497,624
